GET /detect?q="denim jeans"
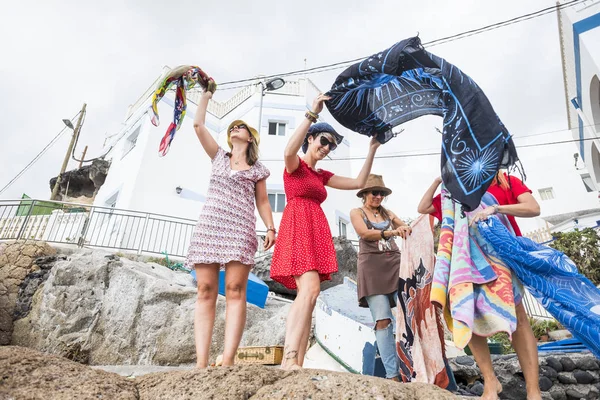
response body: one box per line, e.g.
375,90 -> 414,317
365,292 -> 399,379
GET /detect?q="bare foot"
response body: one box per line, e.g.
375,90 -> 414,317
388,376 -> 400,382
526,391 -> 542,400
280,363 -> 301,371
481,379 -> 502,400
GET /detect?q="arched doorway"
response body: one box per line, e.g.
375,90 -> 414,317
591,75 -> 600,134
591,141 -> 600,185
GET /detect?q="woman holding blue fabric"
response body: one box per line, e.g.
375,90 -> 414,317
419,172 -> 542,400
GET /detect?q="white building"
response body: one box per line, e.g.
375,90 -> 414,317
94,69 -> 359,241
516,0 -> 600,239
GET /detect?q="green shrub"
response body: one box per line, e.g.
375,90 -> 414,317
549,228 -> 600,285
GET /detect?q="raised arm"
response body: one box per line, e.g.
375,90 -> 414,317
327,136 -> 380,190
284,94 -> 330,174
193,87 -> 219,159
417,177 -> 442,214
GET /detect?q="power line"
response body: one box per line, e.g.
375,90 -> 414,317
260,135 -> 600,163
217,0 -> 584,88
0,112 -> 81,196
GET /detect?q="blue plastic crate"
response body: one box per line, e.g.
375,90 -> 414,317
190,269 -> 269,308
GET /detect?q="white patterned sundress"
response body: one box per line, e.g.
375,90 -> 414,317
184,147 -> 270,268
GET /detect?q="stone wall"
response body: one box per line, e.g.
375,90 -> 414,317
12,248 -> 289,365
450,353 -> 600,399
0,240 -> 56,344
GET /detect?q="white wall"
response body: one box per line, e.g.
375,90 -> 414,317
561,5 -> 600,185
516,131 -> 600,234
94,79 -> 360,242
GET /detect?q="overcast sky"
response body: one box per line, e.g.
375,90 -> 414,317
0,0 -> 574,217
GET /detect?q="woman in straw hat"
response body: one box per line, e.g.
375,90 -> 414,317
185,82 -> 276,368
271,93 -> 381,370
350,174 -> 411,381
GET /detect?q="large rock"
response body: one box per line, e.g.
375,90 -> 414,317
253,237 -> 358,296
1,346 -> 459,400
49,158 -> 110,201
0,240 -> 56,344
12,249 -> 289,365
450,353 -> 600,400
0,346 -> 138,400
137,364 -> 459,399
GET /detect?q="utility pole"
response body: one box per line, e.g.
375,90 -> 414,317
51,103 -> 86,200
78,145 -> 88,168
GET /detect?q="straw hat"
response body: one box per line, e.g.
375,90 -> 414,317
356,174 -> 392,197
227,119 -> 260,148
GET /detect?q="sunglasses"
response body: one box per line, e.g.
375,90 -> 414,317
319,135 -> 338,151
229,124 -> 248,132
370,190 -> 387,197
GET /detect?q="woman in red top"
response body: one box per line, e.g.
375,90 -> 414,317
271,93 -> 381,370
418,172 -> 542,400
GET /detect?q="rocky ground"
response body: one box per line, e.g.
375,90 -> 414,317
0,346 -> 460,400
450,353 -> 600,399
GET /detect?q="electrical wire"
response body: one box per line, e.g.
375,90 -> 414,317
217,0 -> 584,88
0,112 -> 81,196
259,135 -> 600,163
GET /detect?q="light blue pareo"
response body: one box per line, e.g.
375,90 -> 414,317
477,195 -> 600,359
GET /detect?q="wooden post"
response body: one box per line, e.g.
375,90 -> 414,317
78,145 -> 88,168
51,103 -> 87,200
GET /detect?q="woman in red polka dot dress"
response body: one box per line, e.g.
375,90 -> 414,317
271,93 -> 381,370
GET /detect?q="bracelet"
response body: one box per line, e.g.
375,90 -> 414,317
305,112 -> 318,123
307,110 -> 319,120
267,227 -> 277,234
380,230 -> 386,240
492,205 -> 499,215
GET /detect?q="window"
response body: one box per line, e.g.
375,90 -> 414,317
338,219 -> 348,237
268,192 -> 286,212
268,122 -> 286,136
538,187 -> 555,201
122,126 -> 141,158
581,174 -> 595,192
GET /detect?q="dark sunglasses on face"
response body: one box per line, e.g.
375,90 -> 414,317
229,124 -> 248,132
319,135 -> 337,151
371,190 -> 387,197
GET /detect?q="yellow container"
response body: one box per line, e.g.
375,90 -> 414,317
235,346 -> 284,365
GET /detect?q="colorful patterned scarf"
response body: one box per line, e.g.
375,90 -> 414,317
430,188 -> 522,349
396,214 -> 455,390
478,209 -> 600,359
150,65 -> 213,156
326,36 -> 519,211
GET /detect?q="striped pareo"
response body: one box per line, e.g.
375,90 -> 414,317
430,188 -> 523,349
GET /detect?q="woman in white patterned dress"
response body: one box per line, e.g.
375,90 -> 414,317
185,82 -> 276,368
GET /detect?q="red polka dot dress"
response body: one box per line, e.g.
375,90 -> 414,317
270,157 -> 337,289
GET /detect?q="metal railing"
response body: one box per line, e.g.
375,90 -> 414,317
0,198 -> 562,320
0,199 -> 203,258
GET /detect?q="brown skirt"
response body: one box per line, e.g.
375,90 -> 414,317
356,237 -> 401,308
